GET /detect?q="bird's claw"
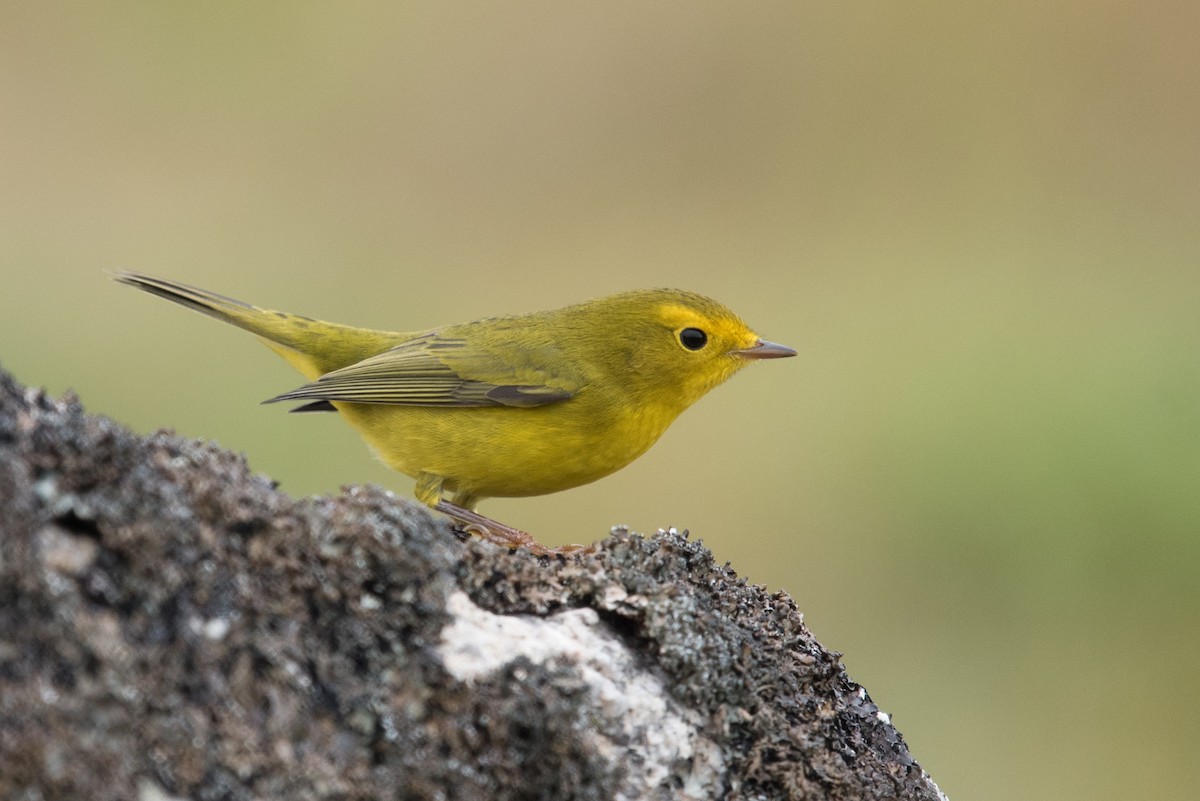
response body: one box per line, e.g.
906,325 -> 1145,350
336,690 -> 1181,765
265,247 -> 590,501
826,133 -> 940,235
438,501 -> 590,557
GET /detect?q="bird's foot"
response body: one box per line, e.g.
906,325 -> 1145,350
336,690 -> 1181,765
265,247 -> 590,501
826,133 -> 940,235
436,501 -> 590,556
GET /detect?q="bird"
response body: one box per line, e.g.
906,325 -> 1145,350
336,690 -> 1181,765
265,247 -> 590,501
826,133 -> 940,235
114,272 -> 795,554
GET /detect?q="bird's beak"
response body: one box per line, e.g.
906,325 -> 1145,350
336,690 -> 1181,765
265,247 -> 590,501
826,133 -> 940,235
735,339 -> 797,360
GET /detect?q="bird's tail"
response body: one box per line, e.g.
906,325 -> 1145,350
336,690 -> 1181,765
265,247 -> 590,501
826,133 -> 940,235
112,271 -> 402,380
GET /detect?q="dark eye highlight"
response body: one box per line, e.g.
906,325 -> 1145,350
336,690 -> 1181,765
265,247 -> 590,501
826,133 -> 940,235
678,327 -> 708,351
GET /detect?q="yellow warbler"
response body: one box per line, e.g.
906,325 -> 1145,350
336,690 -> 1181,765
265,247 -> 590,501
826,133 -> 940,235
115,272 -> 794,553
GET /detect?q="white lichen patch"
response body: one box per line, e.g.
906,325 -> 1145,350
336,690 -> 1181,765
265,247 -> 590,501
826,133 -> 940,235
438,590 -> 725,800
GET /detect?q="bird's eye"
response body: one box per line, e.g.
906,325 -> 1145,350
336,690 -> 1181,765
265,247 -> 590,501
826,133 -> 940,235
678,327 -> 708,351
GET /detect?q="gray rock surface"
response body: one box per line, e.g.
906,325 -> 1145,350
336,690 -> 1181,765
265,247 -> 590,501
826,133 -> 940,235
0,367 -> 944,800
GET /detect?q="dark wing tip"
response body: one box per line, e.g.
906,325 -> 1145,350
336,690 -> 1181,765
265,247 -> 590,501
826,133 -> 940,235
287,400 -> 338,413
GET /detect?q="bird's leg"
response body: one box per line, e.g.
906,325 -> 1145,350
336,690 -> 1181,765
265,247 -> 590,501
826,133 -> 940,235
416,472 -> 587,555
434,500 -> 590,557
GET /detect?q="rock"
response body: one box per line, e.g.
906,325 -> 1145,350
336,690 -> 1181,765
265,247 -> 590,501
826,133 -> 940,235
0,367 -> 944,800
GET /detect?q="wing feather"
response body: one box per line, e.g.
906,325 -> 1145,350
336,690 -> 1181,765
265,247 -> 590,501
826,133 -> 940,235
263,330 -> 581,408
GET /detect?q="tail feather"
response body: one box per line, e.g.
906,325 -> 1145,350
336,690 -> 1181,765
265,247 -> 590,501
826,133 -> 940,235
113,271 -> 406,380
112,271 -> 268,332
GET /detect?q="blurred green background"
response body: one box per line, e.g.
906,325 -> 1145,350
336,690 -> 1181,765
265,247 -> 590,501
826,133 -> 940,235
3,3 -> 1198,798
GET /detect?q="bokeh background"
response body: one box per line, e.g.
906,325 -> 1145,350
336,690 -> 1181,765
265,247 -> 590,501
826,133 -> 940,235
3,3 -> 1198,798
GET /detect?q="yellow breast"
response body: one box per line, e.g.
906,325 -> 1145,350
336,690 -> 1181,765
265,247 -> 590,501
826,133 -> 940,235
337,390 -> 680,500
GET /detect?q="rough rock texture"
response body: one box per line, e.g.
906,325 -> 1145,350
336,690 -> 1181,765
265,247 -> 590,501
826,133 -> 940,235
0,366 -> 944,801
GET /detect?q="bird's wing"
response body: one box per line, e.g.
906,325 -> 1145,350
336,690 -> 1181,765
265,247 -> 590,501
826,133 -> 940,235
263,329 -> 583,408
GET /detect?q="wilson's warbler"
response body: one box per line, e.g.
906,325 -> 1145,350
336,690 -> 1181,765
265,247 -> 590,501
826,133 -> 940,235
115,272 -> 794,553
